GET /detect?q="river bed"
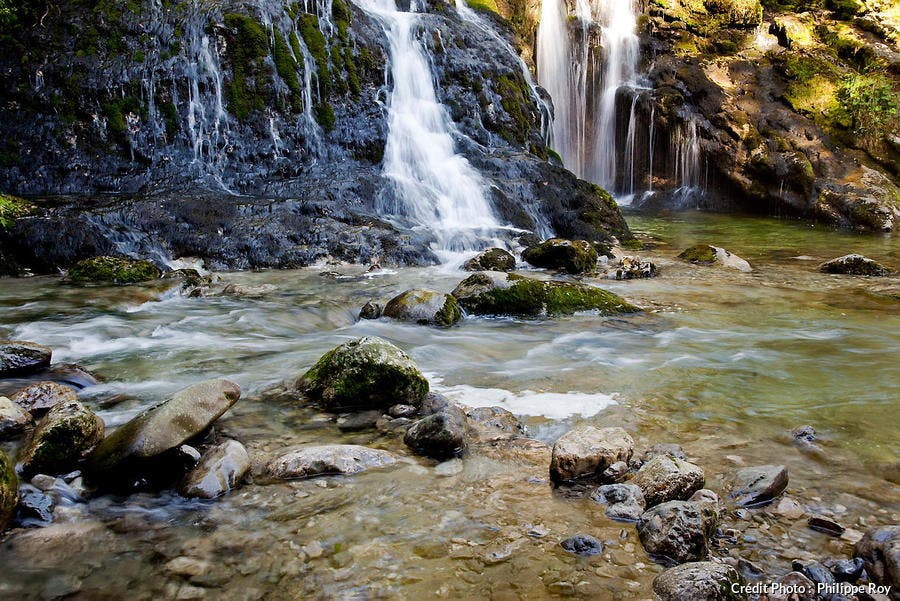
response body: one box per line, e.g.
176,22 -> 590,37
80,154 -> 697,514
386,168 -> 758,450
0,211 -> 898,600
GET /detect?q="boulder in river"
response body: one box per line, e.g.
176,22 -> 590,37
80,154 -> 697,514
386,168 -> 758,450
653,561 -> 745,601
559,534 -> 603,556
179,440 -> 251,500
296,337 -> 429,412
10,381 -> 78,416
678,244 -> 752,272
0,340 -> 52,377
452,271 -> 639,318
638,500 -> 719,564
267,444 -> 397,479
854,526 -> 900,594
590,483 -> 646,522
0,396 -> 32,439
382,289 -> 462,327
464,248 -> 516,272
549,425 -> 634,483
88,379 -> 241,480
404,405 -> 468,460
819,254 -> 891,276
632,454 -> 706,507
0,450 -> 17,531
522,239 -> 599,274
17,400 -> 104,478
66,256 -> 161,284
359,301 -> 382,320
725,465 -> 788,507
465,406 -> 527,441
610,256 -> 659,280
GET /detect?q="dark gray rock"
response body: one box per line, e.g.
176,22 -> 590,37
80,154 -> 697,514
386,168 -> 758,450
824,557 -> 864,583
521,239 -> 599,274
638,500 -> 719,564
179,440 -> 251,499
820,254 -> 891,276
336,410 -> 383,432
10,381 -> 78,416
18,483 -> 54,523
267,445 -> 397,479
854,526 -> 900,593
359,301 -> 382,320
590,483 -> 646,522
388,404 -> 417,418
0,341 -> 52,378
560,534 -> 603,556
726,465 -> 788,507
404,406 -> 468,461
17,400 -> 105,479
653,561 -> 745,601
419,392 -> 450,416
632,454 -> 705,507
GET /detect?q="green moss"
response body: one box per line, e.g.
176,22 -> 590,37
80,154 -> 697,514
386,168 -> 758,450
0,450 -> 17,530
0,193 -> 35,229
825,0 -> 864,19
67,256 -> 162,284
495,73 -> 531,145
273,29 -> 302,111
678,244 -> 718,263
344,47 -> 361,97
522,239 -> 599,274
299,14 -> 330,91
104,96 -> 141,135
466,0 -> 500,14
316,101 -> 336,131
289,31 -> 304,69
18,402 -> 105,478
222,13 -> 269,121
159,101 -> 179,139
780,55 -> 842,126
331,0 -> 351,43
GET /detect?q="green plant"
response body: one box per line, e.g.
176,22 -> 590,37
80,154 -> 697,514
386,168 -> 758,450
837,73 -> 899,142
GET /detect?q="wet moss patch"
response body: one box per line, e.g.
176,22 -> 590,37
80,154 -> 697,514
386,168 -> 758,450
67,256 -> 161,284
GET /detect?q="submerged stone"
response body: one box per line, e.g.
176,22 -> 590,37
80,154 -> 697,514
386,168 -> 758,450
726,465 -> 788,507
819,254 -> 890,276
404,406 -> 468,460
267,444 -> 397,479
66,256 -> 161,284
382,289 -> 462,327
560,534 -> 603,556
678,244 -> 752,272
0,340 -> 52,377
522,238 -> 599,274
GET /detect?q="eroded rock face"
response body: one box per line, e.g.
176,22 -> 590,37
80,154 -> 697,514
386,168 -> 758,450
521,239 -> 599,274
854,526 -> 900,593
10,381 -> 78,416
463,248 -> 516,272
89,379 -> 241,478
819,254 -> 891,276
653,561 -> 745,601
17,400 -> 105,478
726,465 -> 788,508
0,340 -> 52,377
267,445 -> 397,479
632,455 -> 706,507
638,500 -> 719,564
0,450 -> 18,531
296,337 -> 429,412
452,271 -> 640,318
382,289 -> 462,327
550,425 -> 634,483
179,440 -> 251,499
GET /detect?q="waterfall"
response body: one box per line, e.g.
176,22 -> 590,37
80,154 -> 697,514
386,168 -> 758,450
353,0 -> 503,255
671,117 -> 703,204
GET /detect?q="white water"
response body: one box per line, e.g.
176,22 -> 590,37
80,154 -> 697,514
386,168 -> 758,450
354,0 -> 503,255
671,117 -> 703,203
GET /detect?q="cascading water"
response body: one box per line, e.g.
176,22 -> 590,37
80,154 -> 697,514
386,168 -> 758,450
353,0 -> 503,255
671,116 -> 704,204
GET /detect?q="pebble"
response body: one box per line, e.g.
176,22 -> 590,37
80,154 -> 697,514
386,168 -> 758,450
808,516 -> 845,536
773,497 -> 806,520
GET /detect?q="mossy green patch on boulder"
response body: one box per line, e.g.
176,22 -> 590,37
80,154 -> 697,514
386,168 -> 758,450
703,0 -> 762,27
67,256 -> 161,284
382,289 -> 462,327
521,239 -> 599,274
451,272 -> 640,318
678,244 -> 719,264
0,192 -> 36,229
819,254 -> 891,276
17,400 -> 105,478
0,450 -> 17,531
463,247 -> 516,272
297,336 -> 429,411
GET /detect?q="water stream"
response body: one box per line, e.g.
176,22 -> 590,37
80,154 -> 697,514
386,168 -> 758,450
0,213 -> 897,598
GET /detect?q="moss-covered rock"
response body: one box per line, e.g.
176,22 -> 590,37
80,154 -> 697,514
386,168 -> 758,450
463,247 -> 516,272
66,256 -> 161,284
521,239 -> 599,274
17,400 -> 105,478
0,450 -> 17,530
382,289 -> 462,327
0,192 -> 36,229
297,337 -> 429,411
451,271 -> 640,318
819,254 -> 891,276
678,244 -> 752,272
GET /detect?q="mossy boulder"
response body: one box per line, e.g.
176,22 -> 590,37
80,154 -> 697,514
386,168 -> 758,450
88,379 -> 241,480
0,193 -> 36,230
451,271 -> 640,318
677,245 -> 752,272
463,247 -> 516,272
0,450 -> 17,530
703,0 -> 762,28
297,337 -> 429,412
66,256 -> 161,284
382,289 -> 462,327
819,254 -> 891,276
521,239 -> 599,274
17,400 -> 105,478
0,340 -> 52,377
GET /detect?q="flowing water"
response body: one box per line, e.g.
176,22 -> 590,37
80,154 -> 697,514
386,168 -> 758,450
0,212 -> 897,599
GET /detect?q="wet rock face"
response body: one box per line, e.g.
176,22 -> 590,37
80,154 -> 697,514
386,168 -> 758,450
463,248 -> 516,272
521,239 -> 599,274
819,254 -> 891,276
854,526 -> 900,592
267,444 -> 397,479
17,400 -> 105,478
549,425 -> 634,483
297,337 -> 429,412
631,455 -> 706,507
179,440 -> 251,499
0,396 -> 32,440
726,465 -> 788,508
652,561 -> 745,601
638,500 -> 719,565
0,450 -> 18,531
382,289 -> 462,327
10,381 -> 78,416
0,341 -> 52,378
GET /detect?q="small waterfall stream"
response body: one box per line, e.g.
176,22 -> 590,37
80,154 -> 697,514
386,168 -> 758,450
354,0 -> 503,256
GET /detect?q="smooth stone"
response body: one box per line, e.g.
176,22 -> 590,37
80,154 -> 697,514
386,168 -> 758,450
296,337 -> 428,412
0,396 -> 32,439
463,247 -> 516,272
854,526 -> 900,591
89,379 -> 241,477
632,454 -> 705,507
0,340 -> 52,377
267,444 -> 397,480
522,239 -> 599,274
179,440 -> 251,500
465,406 -> 527,441
773,496 -> 806,519
549,425 -> 634,483
388,404 -> 417,418
792,560 -> 835,588
559,534 -> 603,556
17,401 -> 105,478
336,410 -> 382,432
653,561 -> 746,601
18,483 -> 54,522
678,244 -> 752,272
382,289 -> 461,327
419,392 -> 449,416
10,381 -> 78,416
819,254 -> 890,276
404,406 -> 468,460
358,301 -> 382,320
638,500 -> 718,565
808,515 -> 845,536
726,465 -> 788,507
0,450 -> 19,530
590,483 -> 646,522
